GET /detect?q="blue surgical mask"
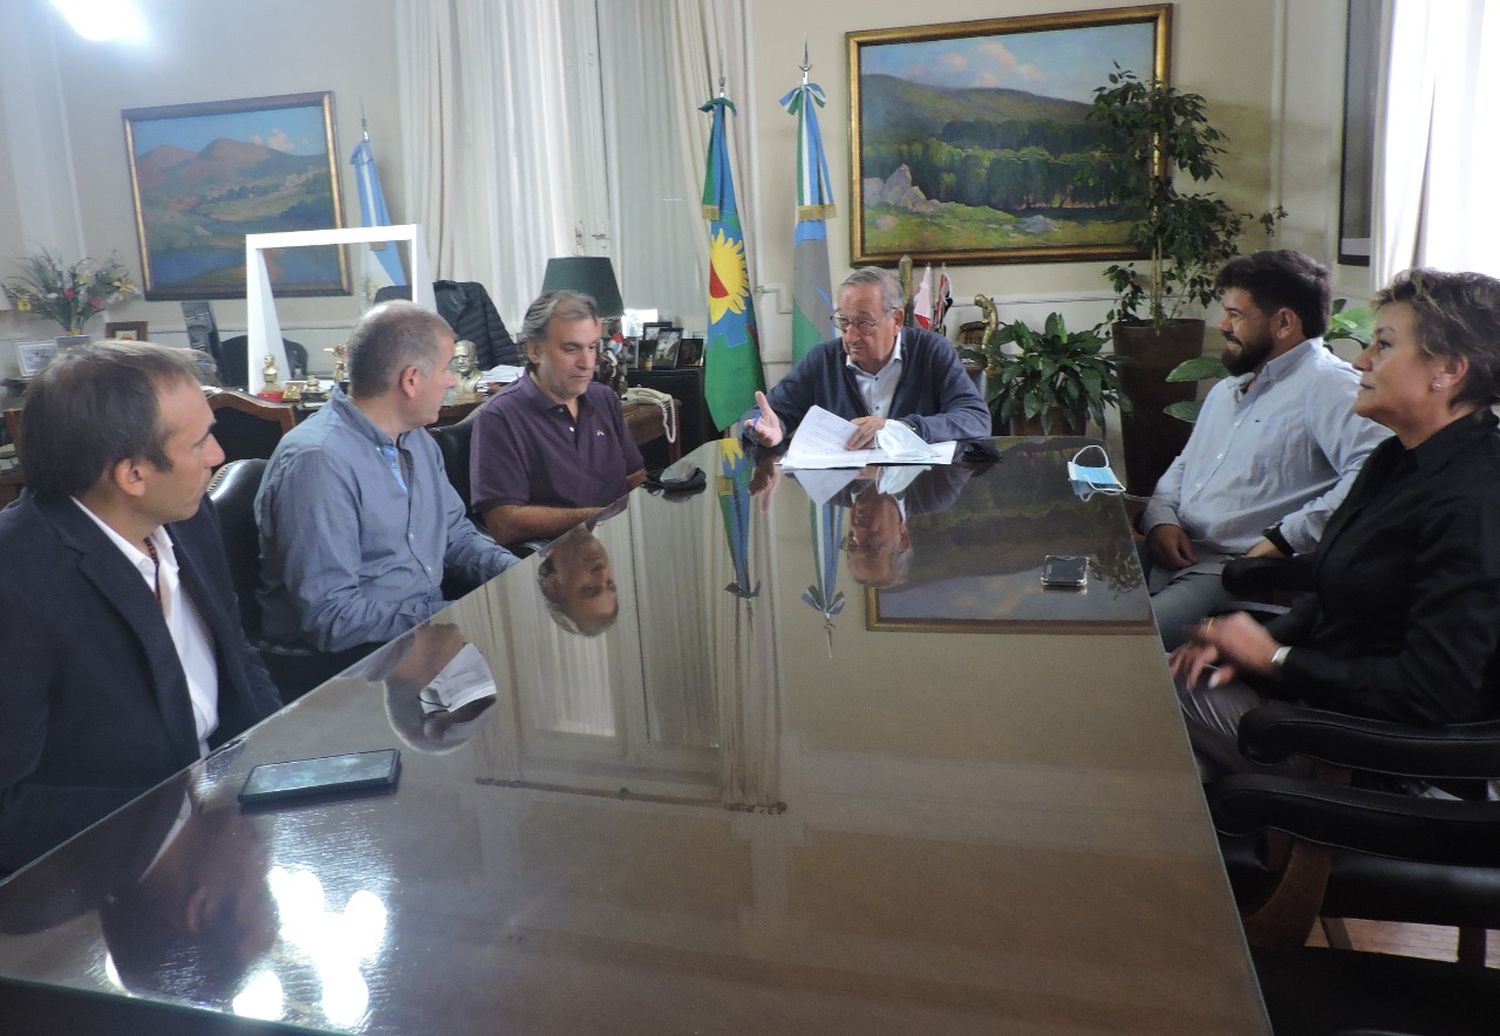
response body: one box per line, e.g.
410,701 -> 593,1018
1067,445 -> 1124,494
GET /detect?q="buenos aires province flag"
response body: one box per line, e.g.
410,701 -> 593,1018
700,94 -> 764,431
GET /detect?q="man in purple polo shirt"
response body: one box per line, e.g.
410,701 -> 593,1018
469,290 -> 645,546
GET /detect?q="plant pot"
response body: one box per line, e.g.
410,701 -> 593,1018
1112,319 -> 1205,495
1009,409 -> 1086,437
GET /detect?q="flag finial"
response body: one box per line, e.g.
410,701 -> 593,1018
360,99 -> 369,142
800,38 -> 810,84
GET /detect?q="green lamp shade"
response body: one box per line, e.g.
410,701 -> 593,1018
541,257 -> 624,318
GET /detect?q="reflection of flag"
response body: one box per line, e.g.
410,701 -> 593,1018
701,94 -> 765,430
779,78 -> 835,364
912,264 -> 934,329
801,499 -> 846,655
717,440 -> 760,599
350,135 -> 406,288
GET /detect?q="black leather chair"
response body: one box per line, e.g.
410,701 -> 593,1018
216,336 -> 309,389
206,458 -> 269,641
1210,700 -> 1500,965
376,281 -> 519,367
206,458 -> 377,701
1250,944 -> 1500,1035
426,408 -> 539,564
427,408 -> 480,527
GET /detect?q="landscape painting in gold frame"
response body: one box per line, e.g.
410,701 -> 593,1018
848,5 -> 1170,266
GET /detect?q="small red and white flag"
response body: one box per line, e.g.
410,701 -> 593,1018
912,264 -> 934,329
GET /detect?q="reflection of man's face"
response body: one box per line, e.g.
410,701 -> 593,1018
102,801 -> 276,1000
844,483 -> 911,588
541,529 -> 618,634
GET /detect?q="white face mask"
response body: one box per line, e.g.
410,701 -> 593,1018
1066,445 -> 1124,495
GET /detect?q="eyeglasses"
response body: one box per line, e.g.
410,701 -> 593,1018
833,314 -> 886,335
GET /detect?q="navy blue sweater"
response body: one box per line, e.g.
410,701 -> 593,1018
742,327 -> 990,446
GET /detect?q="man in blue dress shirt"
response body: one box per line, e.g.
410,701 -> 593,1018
256,301 -> 518,653
1140,251 -> 1390,648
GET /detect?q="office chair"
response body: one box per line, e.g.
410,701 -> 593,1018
206,459 -> 378,701
215,335 -> 309,389
1210,700 -> 1500,966
1249,943 -> 1500,1035
376,280 -> 520,368
206,389 -> 296,463
427,407 -> 480,527
425,408 -> 537,567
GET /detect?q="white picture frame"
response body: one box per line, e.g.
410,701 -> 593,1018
244,224 -> 432,395
15,340 -> 58,379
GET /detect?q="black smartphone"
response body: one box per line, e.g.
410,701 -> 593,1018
238,748 -> 401,807
1041,554 -> 1089,589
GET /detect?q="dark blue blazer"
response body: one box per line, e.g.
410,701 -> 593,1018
0,493 -> 282,873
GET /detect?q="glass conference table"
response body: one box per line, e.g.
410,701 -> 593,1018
0,438 -> 1268,1034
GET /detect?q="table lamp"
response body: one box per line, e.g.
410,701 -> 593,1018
541,257 -> 624,322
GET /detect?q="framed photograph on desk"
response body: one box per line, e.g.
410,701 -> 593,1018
654,329 -> 681,370
15,340 -> 58,379
104,320 -> 148,341
677,335 -> 703,366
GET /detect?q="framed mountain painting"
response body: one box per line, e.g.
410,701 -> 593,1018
123,92 -> 349,300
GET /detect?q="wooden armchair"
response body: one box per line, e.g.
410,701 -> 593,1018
207,389 -> 297,463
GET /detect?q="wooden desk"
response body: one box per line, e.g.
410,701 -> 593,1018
0,438 -> 1267,1033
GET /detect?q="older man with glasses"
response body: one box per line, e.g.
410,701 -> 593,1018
742,266 -> 990,450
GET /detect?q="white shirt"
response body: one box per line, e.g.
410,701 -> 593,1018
73,500 -> 221,756
846,331 -> 904,418
1141,338 -> 1391,561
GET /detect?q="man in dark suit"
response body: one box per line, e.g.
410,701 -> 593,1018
0,341 -> 282,874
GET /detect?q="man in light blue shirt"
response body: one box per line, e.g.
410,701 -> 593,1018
1141,251 -> 1390,649
256,301 -> 518,653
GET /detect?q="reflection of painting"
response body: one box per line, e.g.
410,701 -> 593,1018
865,440 -> 1152,632
848,6 -> 1168,265
123,92 -> 348,300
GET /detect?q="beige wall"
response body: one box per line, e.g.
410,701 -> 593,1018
0,0 -> 403,372
1,0 -> 1363,380
745,0 -> 1362,377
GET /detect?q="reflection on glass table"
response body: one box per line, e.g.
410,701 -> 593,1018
0,437 -> 1267,1035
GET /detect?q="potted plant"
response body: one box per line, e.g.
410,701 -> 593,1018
1079,67 -> 1284,493
3,250 -> 136,335
960,313 -> 1129,436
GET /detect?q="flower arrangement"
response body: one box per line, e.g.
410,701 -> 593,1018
3,250 -> 137,333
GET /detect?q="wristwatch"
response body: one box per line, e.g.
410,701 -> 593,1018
1270,645 -> 1292,670
1262,520 -> 1294,556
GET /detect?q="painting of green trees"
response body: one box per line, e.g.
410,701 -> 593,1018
849,8 -> 1167,264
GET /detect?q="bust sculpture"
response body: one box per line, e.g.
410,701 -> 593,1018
452,339 -> 481,394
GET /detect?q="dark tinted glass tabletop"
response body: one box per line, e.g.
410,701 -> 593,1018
0,438 -> 1267,1034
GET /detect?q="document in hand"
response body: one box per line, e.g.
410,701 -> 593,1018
781,405 -> 958,468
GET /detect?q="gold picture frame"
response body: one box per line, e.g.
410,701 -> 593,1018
103,320 -> 148,341
848,4 -> 1171,266
122,92 -> 348,300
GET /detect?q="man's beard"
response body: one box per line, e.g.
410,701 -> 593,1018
1222,330 -> 1274,376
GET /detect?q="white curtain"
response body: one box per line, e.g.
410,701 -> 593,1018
396,0 -> 581,325
1373,0 -> 1500,287
598,0 -> 757,333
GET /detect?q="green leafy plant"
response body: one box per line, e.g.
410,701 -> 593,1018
1079,67 -> 1284,328
3,250 -> 136,333
960,313 -> 1130,434
1162,299 -> 1374,423
1326,298 -> 1375,349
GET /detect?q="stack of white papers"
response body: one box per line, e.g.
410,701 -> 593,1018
475,363 -> 526,389
781,405 -> 957,469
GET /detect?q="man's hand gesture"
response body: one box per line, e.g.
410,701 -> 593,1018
747,390 -> 783,448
